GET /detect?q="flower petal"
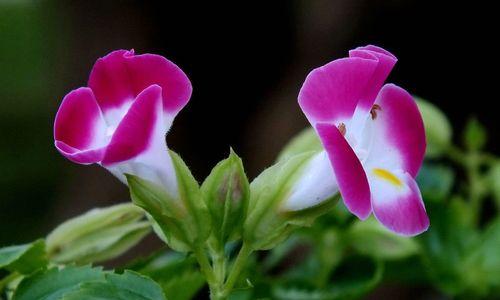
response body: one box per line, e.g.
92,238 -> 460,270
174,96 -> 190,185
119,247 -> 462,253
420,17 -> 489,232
88,50 -> 192,124
364,84 -> 426,177
101,84 -> 165,166
125,53 -> 192,116
368,168 -> 429,236
349,45 -> 397,111
298,56 -> 378,125
101,84 -> 179,198
283,150 -> 339,211
316,123 -> 371,219
54,87 -> 107,164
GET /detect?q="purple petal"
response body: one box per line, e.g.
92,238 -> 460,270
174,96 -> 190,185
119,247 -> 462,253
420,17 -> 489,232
369,168 -> 429,236
365,84 -> 426,177
298,56 -> 378,125
101,85 -> 164,166
349,45 -> 397,111
54,87 -> 107,164
316,123 -> 372,219
88,50 -> 192,118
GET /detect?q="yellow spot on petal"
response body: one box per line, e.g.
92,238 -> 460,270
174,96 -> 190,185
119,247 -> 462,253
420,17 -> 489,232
372,168 -> 403,187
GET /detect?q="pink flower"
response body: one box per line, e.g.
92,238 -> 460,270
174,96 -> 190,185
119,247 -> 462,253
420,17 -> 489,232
54,50 -> 191,198
298,45 -> 429,236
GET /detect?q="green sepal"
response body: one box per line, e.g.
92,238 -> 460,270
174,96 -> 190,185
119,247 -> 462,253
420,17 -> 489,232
244,152 -> 337,250
201,148 -> 249,245
126,150 -> 210,252
276,127 -> 322,162
0,239 -> 47,275
416,98 -> 452,158
46,203 -> 150,264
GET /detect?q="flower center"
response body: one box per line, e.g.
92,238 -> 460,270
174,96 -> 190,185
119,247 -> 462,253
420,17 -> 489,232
372,168 -> 402,187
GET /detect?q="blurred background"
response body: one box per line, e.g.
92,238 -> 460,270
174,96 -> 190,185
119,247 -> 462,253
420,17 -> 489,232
0,0 -> 496,298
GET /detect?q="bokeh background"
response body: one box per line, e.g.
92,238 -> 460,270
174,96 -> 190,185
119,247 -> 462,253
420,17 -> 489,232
0,0 -> 496,298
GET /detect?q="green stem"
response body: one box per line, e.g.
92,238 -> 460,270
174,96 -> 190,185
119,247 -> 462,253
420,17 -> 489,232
0,272 -> 20,293
208,238 -> 226,300
221,242 -> 253,298
193,246 -> 219,299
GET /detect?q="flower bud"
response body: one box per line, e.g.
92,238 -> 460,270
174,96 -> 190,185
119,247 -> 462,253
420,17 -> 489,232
46,203 -> 150,264
201,149 -> 249,245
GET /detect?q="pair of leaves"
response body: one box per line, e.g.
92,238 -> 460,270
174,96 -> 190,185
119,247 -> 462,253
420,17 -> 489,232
12,266 -> 166,300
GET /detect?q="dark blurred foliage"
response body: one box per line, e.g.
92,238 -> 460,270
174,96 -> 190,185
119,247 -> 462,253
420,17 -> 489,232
0,0 -> 496,297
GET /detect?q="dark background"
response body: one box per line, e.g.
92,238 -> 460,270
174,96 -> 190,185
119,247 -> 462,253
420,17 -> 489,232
0,0 -> 496,294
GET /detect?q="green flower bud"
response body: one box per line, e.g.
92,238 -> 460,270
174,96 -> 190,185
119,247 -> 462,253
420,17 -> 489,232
46,203 -> 150,264
126,150 -> 211,252
244,151 -> 339,250
415,98 -> 452,158
201,149 -> 249,245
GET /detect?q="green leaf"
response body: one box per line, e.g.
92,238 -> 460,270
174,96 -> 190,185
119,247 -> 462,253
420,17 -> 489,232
62,271 -> 166,300
12,265 -> 104,300
46,204 -> 151,264
347,218 -> 419,260
0,239 -> 47,274
201,148 -> 250,245
126,150 -> 211,252
416,163 -> 454,202
463,118 -> 487,151
415,98 -> 452,158
127,250 -> 205,300
276,127 -> 322,162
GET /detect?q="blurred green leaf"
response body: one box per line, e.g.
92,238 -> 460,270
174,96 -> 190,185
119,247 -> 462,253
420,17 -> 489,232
418,200 -> 480,296
0,239 -> 47,274
62,270 -> 166,300
463,118 -> 487,151
46,204 -> 150,264
416,98 -> 452,158
348,218 -> 419,260
12,265 -> 104,300
276,127 -> 322,162
417,163 -> 454,202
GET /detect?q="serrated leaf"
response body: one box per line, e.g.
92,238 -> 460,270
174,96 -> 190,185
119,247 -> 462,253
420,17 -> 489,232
127,250 -> 204,299
62,270 -> 166,300
348,218 -> 419,260
12,265 -> 104,300
276,127 -> 322,162
0,239 -> 47,274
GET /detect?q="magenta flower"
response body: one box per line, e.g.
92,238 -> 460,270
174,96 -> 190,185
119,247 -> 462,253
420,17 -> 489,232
298,45 -> 429,236
54,50 -> 191,197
